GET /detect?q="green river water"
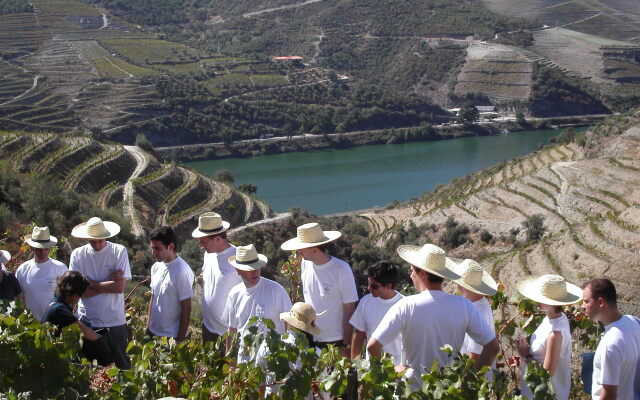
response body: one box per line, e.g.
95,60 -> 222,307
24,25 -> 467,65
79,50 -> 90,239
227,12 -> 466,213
188,128 -> 573,215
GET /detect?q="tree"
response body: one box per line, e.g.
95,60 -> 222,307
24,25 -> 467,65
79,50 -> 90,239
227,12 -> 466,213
237,183 -> 257,195
457,103 -> 479,125
135,133 -> 154,153
523,214 -> 546,241
516,112 -> 527,126
215,169 -> 234,184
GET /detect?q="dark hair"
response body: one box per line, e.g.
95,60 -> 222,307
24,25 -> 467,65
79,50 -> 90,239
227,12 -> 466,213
213,231 -> 228,240
582,278 -> 617,307
426,271 -> 444,284
150,226 -> 178,252
55,271 -> 89,299
367,261 -> 399,288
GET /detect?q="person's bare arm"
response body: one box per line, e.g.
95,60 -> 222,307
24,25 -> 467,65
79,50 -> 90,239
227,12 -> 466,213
85,270 -> 126,297
475,338 -> 499,370
76,320 -> 101,341
366,337 -> 384,359
147,294 -> 152,330
341,302 -> 356,357
351,330 -> 366,359
600,385 -> 618,400
542,331 -> 562,376
176,297 -> 191,342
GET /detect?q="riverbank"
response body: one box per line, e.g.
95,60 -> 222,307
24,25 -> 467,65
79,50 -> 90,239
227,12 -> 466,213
157,114 -> 606,162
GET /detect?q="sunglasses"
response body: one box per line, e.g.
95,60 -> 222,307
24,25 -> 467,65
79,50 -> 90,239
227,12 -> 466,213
367,281 -> 381,290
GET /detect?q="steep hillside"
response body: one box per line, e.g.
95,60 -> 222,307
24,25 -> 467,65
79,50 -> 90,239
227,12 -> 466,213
0,131 -> 273,236
357,112 -> 640,314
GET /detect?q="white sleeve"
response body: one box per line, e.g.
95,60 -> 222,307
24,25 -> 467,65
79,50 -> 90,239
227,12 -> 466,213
349,301 -> 366,332
68,250 -> 79,271
281,288 -> 293,314
339,265 -> 359,304
465,301 -> 495,346
598,341 -> 623,386
224,294 -> 236,329
175,267 -> 195,301
372,302 -> 404,347
116,246 -> 132,279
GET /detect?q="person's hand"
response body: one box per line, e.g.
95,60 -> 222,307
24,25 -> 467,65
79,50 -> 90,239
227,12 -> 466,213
108,269 -> 124,281
516,337 -> 530,358
340,346 -> 350,358
394,364 -> 409,374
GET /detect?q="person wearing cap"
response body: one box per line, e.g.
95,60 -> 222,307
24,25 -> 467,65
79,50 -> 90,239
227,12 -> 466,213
451,259 -> 497,379
516,274 -> 581,400
192,212 -> 240,346
367,244 -> 499,390
148,226 -> 195,342
15,226 -> 68,321
281,222 -> 358,357
69,217 -> 132,369
0,250 -> 22,301
349,261 -> 404,365
581,278 -> 640,400
223,244 -> 292,363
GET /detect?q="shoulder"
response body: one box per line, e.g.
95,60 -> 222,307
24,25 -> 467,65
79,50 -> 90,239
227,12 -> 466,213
71,244 -> 90,257
16,260 -> 31,274
357,293 -> 374,307
108,242 -> 127,255
330,257 -> 351,269
227,283 -> 244,299
50,259 -> 67,270
264,278 -> 287,293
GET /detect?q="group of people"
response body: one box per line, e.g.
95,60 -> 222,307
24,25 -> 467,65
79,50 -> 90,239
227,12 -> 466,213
1,212 -> 639,399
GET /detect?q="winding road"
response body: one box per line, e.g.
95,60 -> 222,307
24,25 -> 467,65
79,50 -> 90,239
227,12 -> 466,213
123,145 -> 149,237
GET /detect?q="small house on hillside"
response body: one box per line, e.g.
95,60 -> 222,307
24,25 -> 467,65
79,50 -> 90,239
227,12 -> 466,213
272,56 -> 303,65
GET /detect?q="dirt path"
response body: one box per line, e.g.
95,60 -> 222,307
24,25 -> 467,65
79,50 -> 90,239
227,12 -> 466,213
123,145 -> 149,237
99,13 -> 109,29
0,75 -> 40,107
550,160 -> 576,217
228,212 -> 290,235
243,0 -> 323,17
104,57 -> 135,78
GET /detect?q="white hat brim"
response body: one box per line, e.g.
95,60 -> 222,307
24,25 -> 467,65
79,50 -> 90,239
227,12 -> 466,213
228,253 -> 268,271
280,231 -> 341,251
517,277 -> 582,306
280,312 -> 320,335
397,245 -> 460,280
71,220 -> 120,239
0,250 -> 10,263
450,262 -> 498,296
26,235 -> 58,249
192,221 -> 230,238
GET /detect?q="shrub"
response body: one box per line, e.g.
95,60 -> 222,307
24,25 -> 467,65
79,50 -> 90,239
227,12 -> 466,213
523,214 -> 546,241
215,169 -> 234,184
479,229 -> 493,244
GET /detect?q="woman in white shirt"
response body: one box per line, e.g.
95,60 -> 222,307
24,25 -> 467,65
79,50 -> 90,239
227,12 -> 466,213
516,274 -> 582,400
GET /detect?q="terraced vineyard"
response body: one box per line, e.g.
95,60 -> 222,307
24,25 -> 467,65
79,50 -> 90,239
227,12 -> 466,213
360,114 -> 640,314
0,131 -> 273,237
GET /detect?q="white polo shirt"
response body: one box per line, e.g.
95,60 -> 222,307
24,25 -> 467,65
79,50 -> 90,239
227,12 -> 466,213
201,245 -> 241,335
149,256 -> 195,338
592,315 -> 640,400
372,290 -> 495,389
16,258 -> 68,322
301,256 -> 358,342
69,242 -> 131,328
349,292 -> 404,364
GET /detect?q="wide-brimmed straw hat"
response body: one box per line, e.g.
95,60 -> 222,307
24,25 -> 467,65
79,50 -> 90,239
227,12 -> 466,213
280,223 -> 341,251
0,250 -> 10,264
451,259 -> 498,296
71,217 -> 120,239
517,274 -> 581,306
280,302 -> 321,335
228,244 -> 268,271
192,212 -> 230,238
396,243 -> 459,280
25,226 -> 58,249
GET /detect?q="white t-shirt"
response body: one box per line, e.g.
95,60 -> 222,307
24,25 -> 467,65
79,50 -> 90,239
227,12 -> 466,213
301,256 -> 358,342
372,290 -> 494,389
521,313 -> 572,400
224,277 -> 292,363
592,315 -> 640,400
201,245 -> 241,335
15,258 -> 68,322
69,242 -> 131,327
461,297 -> 496,380
149,256 -> 195,338
349,292 -> 404,365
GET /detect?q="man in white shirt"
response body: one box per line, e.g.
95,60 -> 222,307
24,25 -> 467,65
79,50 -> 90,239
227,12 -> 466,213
281,223 -> 358,357
148,226 -> 194,342
368,244 -> 499,390
16,226 -> 67,322
582,278 -> 640,400
192,212 -> 240,346
70,217 -> 132,369
224,244 -> 292,363
349,261 -> 403,365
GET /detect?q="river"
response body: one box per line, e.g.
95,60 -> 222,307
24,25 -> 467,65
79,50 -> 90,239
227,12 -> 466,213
187,128 -> 575,215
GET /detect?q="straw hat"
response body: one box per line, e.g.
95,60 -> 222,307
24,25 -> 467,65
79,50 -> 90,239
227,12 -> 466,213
25,226 -> 58,249
228,244 -> 268,271
0,250 -> 10,264
451,259 -> 498,296
517,274 -> 581,306
192,212 -> 230,238
71,217 -> 120,239
280,302 -> 321,335
396,243 -> 460,280
280,223 -> 341,251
